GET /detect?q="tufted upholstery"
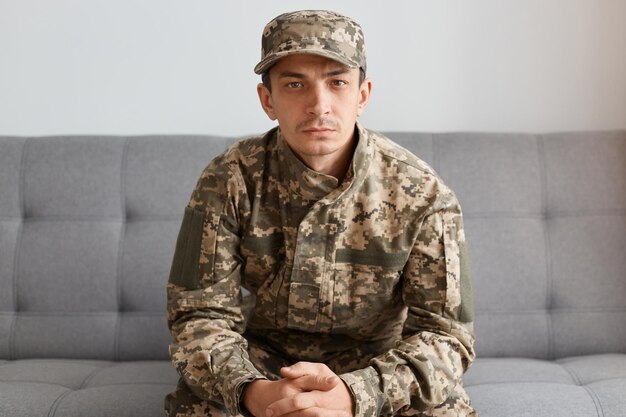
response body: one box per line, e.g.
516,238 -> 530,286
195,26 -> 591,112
0,131 -> 625,416
0,135 -> 235,361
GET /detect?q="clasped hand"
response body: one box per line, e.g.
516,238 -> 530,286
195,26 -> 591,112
243,362 -> 354,417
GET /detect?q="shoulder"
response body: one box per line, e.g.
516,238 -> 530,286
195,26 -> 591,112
210,130 -> 275,174
189,129 -> 277,210
365,128 -> 438,178
364,128 -> 459,212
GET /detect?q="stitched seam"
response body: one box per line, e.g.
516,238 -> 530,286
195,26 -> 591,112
76,381 -> 176,388
9,312 -> 17,360
474,307 -> 626,314
559,361 -> 583,385
549,308 -> 626,313
462,380 -> 588,388
0,379 -> 75,389
538,134 -> 554,360
3,311 -> 165,316
464,212 -> 545,219
463,209 -> 626,219
18,136 -> 27,221
14,215 -> 183,222
46,388 -> 73,417
582,376 -> 626,384
380,153 -> 433,174
0,358 -> 110,365
19,216 -> 124,222
0,216 -> 24,221
545,208 -> 626,217
535,131 -> 546,222
11,137 -> 29,360
583,384 -> 605,417
79,362 -> 114,389
113,137 -> 129,361
7,313 -> 17,360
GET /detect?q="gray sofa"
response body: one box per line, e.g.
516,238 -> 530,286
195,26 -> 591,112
1,130 -> 625,417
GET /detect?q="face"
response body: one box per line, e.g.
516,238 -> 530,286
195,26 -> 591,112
257,54 -> 372,165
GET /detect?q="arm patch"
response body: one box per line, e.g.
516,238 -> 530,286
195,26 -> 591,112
458,241 -> 474,323
169,206 -> 206,290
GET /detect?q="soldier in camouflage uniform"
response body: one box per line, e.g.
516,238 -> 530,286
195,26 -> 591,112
166,10 -> 477,417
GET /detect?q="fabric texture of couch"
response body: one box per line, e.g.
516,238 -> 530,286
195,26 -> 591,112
1,130 -> 625,417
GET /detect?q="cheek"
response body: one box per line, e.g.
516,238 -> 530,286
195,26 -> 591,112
273,105 -> 294,123
338,96 -> 362,119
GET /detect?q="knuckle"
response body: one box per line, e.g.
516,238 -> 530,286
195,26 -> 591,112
292,393 -> 306,409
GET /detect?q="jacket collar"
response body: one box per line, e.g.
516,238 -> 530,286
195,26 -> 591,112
276,121 -> 374,203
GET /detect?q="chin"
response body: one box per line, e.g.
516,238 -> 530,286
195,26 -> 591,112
301,145 -> 338,157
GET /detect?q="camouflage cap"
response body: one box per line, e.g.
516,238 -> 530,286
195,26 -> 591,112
254,10 -> 366,75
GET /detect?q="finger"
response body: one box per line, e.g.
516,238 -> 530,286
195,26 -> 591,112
292,374 -> 339,392
273,406 -> 351,417
281,362 -> 330,379
266,392 -> 317,417
280,361 -> 315,378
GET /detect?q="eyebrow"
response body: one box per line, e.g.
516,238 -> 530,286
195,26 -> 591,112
277,71 -> 305,79
325,68 -> 351,77
277,68 -> 352,79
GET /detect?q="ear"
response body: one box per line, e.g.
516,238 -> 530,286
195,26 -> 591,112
356,78 -> 373,117
257,83 -> 277,121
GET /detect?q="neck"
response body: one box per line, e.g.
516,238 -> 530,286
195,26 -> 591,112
299,152 -> 352,182
299,137 -> 356,182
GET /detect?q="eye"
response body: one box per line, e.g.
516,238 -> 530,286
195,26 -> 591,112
331,79 -> 348,87
287,81 -> 304,88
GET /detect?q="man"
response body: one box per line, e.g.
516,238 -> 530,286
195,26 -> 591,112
166,10 -> 476,417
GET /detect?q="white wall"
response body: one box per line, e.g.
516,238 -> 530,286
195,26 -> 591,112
1,0 -> 624,136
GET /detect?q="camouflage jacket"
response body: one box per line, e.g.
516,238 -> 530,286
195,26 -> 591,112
167,123 -> 476,416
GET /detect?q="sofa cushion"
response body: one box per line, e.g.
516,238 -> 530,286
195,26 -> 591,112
465,354 -> 626,417
0,359 -> 178,417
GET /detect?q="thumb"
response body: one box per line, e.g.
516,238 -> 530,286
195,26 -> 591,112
280,362 -> 325,379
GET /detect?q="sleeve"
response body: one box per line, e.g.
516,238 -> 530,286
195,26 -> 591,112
339,186 -> 476,416
166,161 -> 266,416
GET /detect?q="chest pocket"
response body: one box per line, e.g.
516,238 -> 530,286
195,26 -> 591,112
241,233 -> 284,288
331,249 -> 409,337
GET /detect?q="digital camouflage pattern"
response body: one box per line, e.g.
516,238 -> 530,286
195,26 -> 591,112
166,123 -> 477,416
254,10 -> 367,75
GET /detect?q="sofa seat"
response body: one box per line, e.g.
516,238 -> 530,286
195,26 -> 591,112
0,359 -> 178,417
465,354 -> 626,417
1,356 -> 624,417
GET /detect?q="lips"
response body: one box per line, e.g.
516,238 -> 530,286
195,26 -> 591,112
304,128 -> 334,133
302,127 -> 334,133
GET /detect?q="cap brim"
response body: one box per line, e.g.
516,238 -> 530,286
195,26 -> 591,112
254,49 -> 358,74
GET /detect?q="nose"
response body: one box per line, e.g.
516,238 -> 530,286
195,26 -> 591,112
306,83 -> 331,116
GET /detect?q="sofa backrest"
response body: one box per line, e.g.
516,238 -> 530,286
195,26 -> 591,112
0,135 -> 233,360
1,131 -> 624,361
390,131 -> 626,360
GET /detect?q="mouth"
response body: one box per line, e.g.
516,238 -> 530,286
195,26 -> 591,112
301,127 -> 335,134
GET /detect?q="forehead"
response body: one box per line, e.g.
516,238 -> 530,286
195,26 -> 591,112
270,54 -> 357,76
